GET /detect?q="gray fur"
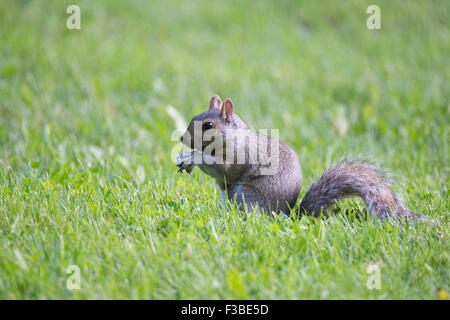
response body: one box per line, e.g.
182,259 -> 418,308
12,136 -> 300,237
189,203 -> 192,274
178,96 -> 424,223
299,159 -> 423,222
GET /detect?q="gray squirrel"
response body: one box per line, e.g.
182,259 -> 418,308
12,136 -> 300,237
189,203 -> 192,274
176,95 -> 423,222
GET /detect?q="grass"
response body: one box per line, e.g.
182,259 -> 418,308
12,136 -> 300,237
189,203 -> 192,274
0,0 -> 448,299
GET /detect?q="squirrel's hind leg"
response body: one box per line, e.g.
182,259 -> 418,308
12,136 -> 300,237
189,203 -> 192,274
231,185 -> 271,216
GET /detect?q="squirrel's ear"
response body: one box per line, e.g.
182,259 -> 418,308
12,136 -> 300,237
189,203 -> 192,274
209,95 -> 222,110
220,98 -> 234,123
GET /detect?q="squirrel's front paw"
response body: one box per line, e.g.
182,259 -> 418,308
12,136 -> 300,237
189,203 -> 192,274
176,152 -> 196,174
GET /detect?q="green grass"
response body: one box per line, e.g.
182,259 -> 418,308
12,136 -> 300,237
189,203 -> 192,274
0,0 -> 448,299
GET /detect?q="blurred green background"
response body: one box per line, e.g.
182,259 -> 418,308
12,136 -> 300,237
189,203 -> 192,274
0,0 -> 448,299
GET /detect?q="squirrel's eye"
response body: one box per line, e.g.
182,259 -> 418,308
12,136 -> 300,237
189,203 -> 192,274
202,122 -> 213,130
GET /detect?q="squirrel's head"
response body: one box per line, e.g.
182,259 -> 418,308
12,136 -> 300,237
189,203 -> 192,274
180,95 -> 247,155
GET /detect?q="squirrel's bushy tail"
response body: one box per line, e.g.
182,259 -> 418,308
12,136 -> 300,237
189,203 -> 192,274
299,159 -> 423,222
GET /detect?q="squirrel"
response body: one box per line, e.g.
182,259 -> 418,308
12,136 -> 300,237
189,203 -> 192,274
176,95 -> 424,222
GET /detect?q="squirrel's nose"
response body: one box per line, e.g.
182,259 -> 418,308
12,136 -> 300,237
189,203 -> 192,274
180,136 -> 183,142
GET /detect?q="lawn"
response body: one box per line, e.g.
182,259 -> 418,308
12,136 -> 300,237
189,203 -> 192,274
0,0 -> 448,299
